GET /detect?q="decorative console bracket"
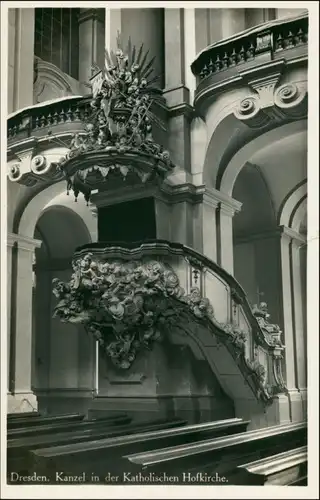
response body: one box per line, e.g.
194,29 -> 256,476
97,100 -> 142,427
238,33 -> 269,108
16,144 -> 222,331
234,64 -> 308,128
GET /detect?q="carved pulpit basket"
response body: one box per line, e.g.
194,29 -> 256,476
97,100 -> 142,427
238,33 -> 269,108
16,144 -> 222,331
55,34 -> 174,203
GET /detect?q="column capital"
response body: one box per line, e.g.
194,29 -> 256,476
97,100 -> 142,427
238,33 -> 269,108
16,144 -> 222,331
204,188 -> 242,215
279,225 -> 306,246
7,232 -> 42,252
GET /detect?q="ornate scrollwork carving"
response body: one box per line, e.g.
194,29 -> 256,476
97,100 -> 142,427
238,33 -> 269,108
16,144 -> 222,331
251,301 -> 287,395
276,83 -> 299,104
53,36 -> 174,202
8,36 -> 174,200
274,82 -> 307,118
31,155 -> 47,173
252,301 -> 282,347
7,163 -> 22,182
30,154 -> 64,182
52,257 -> 189,370
233,96 -> 270,128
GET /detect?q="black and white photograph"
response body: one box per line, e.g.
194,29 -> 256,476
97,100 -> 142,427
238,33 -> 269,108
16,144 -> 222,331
1,2 -> 319,499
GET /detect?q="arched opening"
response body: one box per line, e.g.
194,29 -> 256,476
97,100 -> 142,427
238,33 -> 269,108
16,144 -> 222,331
32,205 -> 93,414
233,163 -> 281,324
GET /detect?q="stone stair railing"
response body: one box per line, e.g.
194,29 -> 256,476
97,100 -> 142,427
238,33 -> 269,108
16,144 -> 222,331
52,239 -> 287,408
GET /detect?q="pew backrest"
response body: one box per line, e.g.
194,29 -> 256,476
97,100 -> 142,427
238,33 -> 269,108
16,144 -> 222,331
8,414 -> 131,438
7,413 -> 84,430
31,417 -> 248,459
124,422 -> 307,470
236,445 -> 307,485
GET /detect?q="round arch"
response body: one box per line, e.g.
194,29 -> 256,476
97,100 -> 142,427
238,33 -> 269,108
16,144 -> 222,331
16,180 -> 97,243
219,120 -> 307,196
291,198 -> 307,234
36,205 -> 92,257
278,181 -> 307,230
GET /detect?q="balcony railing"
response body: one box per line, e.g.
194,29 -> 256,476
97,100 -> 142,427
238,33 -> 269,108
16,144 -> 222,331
191,13 -> 308,101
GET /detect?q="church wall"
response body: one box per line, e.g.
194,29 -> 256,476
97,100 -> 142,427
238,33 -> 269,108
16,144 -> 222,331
95,340 -> 234,424
7,8 -> 35,114
49,269 -> 79,389
33,269 -> 52,390
234,241 -> 257,306
276,9 -> 308,19
7,9 -> 16,114
234,236 -> 283,327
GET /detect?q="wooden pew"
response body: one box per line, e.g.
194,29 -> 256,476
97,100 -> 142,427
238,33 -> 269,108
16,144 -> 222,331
7,418 -> 187,479
29,417 -> 249,482
8,414 -> 131,438
234,446 -> 308,485
8,412 -> 40,421
122,422 -> 307,484
7,413 -> 85,430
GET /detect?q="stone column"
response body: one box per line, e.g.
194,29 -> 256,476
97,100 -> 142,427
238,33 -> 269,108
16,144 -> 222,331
219,204 -> 235,274
196,192 -> 219,262
290,232 -> 308,416
9,8 -> 35,113
78,9 -> 105,83
7,234 -> 15,393
8,233 -> 42,413
217,196 -> 242,275
163,8 -> 192,173
279,226 -> 306,421
221,8 -> 246,38
245,8 -> 276,28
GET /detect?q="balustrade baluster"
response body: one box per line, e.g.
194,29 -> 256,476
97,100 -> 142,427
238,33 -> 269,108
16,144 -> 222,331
40,115 -> 46,128
214,54 -> 222,71
239,46 -> 245,63
75,107 -> 81,120
287,31 -> 294,48
231,48 -> 237,66
208,59 -> 214,74
297,28 -> 305,45
59,110 -> 66,123
247,42 -> 255,59
34,116 -> 40,129
53,111 -> 59,125
222,52 -> 229,69
66,108 -> 72,122
276,33 -> 284,51
83,107 -> 89,121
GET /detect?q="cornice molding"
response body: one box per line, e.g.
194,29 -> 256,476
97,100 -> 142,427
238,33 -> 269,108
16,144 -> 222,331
90,182 -> 242,211
7,232 -> 42,251
204,187 -> 243,213
234,226 -> 307,245
280,225 -> 307,245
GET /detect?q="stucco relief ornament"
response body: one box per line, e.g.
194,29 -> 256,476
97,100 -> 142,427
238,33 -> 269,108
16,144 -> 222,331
52,255 -> 214,370
252,301 -> 282,347
56,34 -> 174,203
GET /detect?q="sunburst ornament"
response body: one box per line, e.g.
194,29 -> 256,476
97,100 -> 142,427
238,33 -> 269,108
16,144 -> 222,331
57,33 -> 173,204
